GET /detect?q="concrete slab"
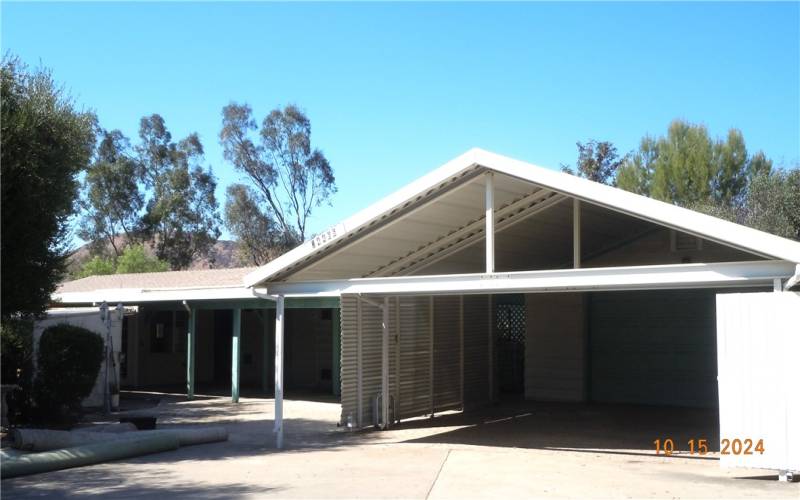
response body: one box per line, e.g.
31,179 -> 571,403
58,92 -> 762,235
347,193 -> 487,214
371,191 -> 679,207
2,396 -> 798,499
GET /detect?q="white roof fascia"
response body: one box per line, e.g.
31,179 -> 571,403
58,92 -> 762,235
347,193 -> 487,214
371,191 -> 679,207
53,286 -> 266,305
243,149 -> 484,288
246,148 -> 800,288
265,260 -> 795,297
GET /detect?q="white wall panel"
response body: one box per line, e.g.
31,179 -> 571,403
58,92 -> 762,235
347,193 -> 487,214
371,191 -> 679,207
525,293 -> 586,402
716,292 -> 800,472
433,296 -> 461,412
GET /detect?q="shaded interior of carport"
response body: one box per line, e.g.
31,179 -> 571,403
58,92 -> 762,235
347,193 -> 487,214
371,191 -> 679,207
261,166 -> 791,448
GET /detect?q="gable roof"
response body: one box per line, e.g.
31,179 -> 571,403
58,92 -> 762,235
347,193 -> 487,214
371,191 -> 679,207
245,148 -> 800,287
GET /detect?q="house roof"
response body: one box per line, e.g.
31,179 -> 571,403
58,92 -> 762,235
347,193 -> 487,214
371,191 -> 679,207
58,267 -> 257,293
244,148 -> 800,287
55,267 -> 258,304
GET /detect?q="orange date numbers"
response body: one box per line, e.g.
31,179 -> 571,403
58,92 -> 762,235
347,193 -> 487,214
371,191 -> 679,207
653,438 -> 764,456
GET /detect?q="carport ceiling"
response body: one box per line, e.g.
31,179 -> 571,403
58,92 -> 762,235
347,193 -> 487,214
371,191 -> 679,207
245,149 -> 800,288
278,171 -> 755,282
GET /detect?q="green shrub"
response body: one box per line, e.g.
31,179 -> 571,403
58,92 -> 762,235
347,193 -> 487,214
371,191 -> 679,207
1,318 -> 33,385
34,323 -> 104,422
1,319 -> 34,425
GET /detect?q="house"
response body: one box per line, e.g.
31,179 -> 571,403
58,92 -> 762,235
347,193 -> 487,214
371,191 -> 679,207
54,149 -> 799,472
54,267 -> 340,400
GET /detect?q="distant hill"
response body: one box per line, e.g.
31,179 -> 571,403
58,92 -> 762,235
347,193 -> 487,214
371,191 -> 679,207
67,238 -> 244,275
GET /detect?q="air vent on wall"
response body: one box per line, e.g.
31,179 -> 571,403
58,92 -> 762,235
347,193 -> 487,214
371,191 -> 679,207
670,230 -> 703,252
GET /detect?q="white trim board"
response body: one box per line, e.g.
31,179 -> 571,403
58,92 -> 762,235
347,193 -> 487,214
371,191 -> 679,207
264,260 -> 793,297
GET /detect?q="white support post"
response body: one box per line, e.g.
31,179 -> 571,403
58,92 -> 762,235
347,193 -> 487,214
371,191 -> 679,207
231,308 -> 241,403
485,172 -> 495,274
186,306 -> 196,400
773,278 -> 782,292
356,298 -> 363,427
487,295 -> 493,403
381,297 -> 390,430
261,310 -> 269,393
274,296 -> 285,449
459,295 -> 464,410
429,296 -> 435,417
395,296 -> 401,425
573,198 -> 581,269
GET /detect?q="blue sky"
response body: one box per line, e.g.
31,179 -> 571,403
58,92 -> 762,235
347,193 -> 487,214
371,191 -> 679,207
3,2 -> 799,242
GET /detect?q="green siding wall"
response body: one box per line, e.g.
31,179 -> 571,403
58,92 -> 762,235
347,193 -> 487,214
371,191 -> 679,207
589,290 -> 718,408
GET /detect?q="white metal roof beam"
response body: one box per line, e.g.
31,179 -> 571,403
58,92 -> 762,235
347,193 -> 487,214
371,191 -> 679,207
401,192 -> 566,276
268,166 -> 486,281
365,187 -> 560,277
265,260 -> 794,297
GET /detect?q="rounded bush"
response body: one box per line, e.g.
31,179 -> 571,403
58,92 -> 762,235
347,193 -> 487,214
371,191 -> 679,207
34,323 -> 104,417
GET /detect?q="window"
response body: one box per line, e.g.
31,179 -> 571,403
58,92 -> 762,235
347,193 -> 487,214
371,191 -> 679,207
150,311 -> 173,353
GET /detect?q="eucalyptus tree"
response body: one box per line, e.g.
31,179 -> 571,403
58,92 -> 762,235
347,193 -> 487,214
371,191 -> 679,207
137,114 -> 221,269
220,103 -> 336,261
224,184 -> 298,266
78,129 -> 143,258
561,140 -> 626,185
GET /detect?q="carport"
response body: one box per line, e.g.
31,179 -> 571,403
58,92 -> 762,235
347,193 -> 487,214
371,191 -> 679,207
245,149 -> 800,455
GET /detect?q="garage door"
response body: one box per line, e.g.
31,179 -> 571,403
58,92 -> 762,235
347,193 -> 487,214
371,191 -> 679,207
589,289 -> 717,408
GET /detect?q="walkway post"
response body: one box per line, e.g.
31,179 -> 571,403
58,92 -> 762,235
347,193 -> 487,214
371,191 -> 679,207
274,295 -> 285,449
262,310 -> 270,393
332,307 -> 341,396
187,305 -> 196,400
232,307 -> 241,403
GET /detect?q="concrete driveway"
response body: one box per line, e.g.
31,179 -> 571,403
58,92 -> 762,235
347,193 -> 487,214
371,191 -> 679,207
2,394 -> 798,499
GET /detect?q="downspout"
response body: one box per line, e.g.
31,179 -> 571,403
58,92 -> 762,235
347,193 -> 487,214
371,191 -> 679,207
784,264 -> 800,291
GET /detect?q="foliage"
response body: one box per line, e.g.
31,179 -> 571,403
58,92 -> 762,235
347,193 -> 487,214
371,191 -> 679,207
137,114 -> 221,269
1,56 -> 96,318
1,319 -> 34,425
116,244 -> 170,273
78,129 -> 144,257
77,256 -> 117,278
616,120 -> 771,207
561,140 -> 626,185
692,168 -> 800,241
76,244 -> 169,278
34,323 -> 103,421
1,318 -> 33,385
220,103 -> 335,249
224,184 -> 298,265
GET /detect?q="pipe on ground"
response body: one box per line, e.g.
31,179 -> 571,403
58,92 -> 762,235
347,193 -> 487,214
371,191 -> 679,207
76,422 -> 139,433
1,434 -> 180,479
12,427 -> 228,452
